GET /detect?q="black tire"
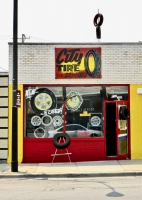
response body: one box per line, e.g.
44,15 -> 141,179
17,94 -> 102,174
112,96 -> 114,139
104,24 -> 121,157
100,85 -> 108,99
31,88 -> 57,115
90,133 -> 98,137
84,49 -> 101,77
107,93 -> 112,100
123,94 -> 128,100
119,106 -> 129,120
93,13 -> 104,27
100,89 -> 103,98
96,26 -> 101,39
62,86 -> 66,100
53,133 -> 70,149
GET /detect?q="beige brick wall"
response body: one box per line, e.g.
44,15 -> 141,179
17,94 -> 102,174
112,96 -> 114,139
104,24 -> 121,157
0,129 -> 8,138
9,43 -> 142,84
0,74 -> 8,159
0,150 -> 7,158
0,119 -> 8,127
0,108 -> 8,116
0,77 -> 8,86
0,88 -> 8,96
0,140 -> 7,148
0,98 -> 8,106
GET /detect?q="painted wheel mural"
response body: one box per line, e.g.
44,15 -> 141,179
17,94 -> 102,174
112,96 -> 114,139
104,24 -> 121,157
31,88 -> 57,114
84,49 -> 101,77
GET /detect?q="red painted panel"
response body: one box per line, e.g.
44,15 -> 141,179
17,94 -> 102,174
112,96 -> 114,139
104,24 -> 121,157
23,138 -> 105,163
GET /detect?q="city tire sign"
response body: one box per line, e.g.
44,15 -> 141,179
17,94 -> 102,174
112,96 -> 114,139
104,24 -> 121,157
55,48 -> 101,79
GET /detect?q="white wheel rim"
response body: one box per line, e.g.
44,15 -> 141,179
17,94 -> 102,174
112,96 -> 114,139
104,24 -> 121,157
53,116 -> 63,127
31,115 -> 42,126
90,116 -> 101,126
34,93 -> 52,110
41,115 -> 53,126
34,127 -> 45,138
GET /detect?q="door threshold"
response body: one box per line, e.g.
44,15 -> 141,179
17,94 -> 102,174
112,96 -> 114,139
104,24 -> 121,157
106,156 -> 117,157
105,156 -> 118,160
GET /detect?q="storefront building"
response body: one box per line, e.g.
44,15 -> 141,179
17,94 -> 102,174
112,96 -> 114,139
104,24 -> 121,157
7,43 -> 142,163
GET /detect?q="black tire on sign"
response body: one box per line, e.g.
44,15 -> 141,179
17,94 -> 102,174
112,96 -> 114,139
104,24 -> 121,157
119,106 -> 129,120
96,26 -> 101,39
53,133 -> 70,149
84,49 -> 101,77
93,13 -> 104,27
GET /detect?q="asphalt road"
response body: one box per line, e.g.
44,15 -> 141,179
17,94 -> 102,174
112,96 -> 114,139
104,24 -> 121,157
0,176 -> 142,199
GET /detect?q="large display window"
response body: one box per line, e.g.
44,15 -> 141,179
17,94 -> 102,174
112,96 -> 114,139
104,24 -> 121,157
25,86 -> 63,138
24,85 -> 128,139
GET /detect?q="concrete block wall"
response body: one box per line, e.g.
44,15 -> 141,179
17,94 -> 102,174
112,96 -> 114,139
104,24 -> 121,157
8,43 -> 142,84
0,73 -> 8,160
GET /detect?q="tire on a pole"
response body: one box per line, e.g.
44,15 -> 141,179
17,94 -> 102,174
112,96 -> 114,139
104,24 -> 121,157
53,133 -> 70,149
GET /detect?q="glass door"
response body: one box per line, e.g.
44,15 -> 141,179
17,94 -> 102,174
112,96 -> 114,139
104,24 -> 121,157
116,101 -> 129,158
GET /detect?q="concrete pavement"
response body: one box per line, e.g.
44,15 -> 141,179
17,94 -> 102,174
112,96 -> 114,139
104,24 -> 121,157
1,160 -> 142,178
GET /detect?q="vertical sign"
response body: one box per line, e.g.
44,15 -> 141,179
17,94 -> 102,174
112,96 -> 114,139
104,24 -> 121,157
16,90 -> 21,108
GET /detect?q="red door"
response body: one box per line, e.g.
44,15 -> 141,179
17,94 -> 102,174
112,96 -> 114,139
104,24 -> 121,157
105,101 -> 130,159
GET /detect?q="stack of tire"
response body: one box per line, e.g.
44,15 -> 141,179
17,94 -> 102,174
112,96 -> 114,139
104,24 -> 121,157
93,13 -> 104,39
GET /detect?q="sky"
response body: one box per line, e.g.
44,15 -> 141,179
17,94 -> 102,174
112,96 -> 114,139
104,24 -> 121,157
0,0 -> 142,71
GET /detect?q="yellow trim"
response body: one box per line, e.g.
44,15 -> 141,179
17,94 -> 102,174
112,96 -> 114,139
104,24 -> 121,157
130,84 -> 142,159
7,84 -> 23,163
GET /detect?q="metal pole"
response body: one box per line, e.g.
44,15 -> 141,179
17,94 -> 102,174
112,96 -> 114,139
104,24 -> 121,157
11,0 -> 18,172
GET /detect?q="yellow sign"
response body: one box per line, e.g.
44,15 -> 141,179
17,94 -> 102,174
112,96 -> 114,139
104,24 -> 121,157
80,111 -> 91,116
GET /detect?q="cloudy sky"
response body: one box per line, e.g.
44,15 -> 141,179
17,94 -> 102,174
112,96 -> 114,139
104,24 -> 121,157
0,0 -> 142,71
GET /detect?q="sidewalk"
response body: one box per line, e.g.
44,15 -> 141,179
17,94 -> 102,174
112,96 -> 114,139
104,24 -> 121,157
1,160 -> 142,178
